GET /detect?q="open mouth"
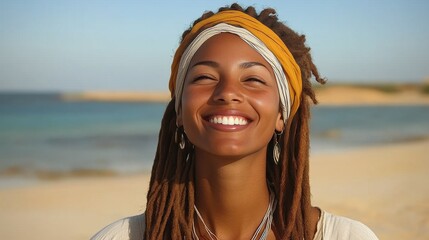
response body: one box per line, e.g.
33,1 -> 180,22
207,115 -> 249,126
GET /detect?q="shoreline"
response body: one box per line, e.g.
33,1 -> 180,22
0,138 -> 428,239
1,135 -> 427,184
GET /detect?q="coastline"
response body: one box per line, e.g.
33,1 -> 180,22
58,84 -> 429,105
0,137 -> 428,239
61,91 -> 171,103
314,85 -> 429,106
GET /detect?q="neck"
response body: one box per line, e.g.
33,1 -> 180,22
194,149 -> 271,239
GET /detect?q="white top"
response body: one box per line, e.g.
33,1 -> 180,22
313,210 -> 378,240
91,210 -> 378,240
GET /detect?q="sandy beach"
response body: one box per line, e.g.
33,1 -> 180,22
1,137 -> 428,239
2,84 -> 429,239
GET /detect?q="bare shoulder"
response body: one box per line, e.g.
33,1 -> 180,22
90,214 -> 145,240
315,210 -> 378,240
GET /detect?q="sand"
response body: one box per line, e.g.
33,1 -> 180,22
0,174 -> 151,239
1,139 -> 428,239
310,139 -> 429,239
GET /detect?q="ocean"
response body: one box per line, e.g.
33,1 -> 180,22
1,93 -> 428,177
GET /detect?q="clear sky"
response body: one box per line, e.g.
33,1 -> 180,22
0,0 -> 428,92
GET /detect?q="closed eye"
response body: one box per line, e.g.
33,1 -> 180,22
244,77 -> 266,85
191,75 -> 217,84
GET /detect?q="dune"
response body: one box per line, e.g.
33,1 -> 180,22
315,85 -> 429,105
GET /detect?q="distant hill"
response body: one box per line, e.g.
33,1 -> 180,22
314,83 -> 429,105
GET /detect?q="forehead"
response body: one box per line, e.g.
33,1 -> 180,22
189,33 -> 270,66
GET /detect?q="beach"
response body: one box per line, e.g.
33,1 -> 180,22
310,138 -> 429,239
1,138 -> 428,239
1,86 -> 429,239
1,0 -> 428,238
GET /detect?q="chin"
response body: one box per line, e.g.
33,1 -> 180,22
195,142 -> 266,161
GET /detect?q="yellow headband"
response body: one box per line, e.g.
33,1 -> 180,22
169,10 -> 302,119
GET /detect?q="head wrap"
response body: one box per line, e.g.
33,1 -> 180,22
169,10 -> 302,121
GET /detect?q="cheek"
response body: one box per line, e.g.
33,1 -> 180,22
252,92 -> 281,119
180,87 -> 208,126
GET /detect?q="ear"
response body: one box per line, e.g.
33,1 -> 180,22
275,112 -> 284,132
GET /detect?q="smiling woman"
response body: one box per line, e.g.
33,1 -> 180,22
179,33 -> 283,159
91,3 -> 378,240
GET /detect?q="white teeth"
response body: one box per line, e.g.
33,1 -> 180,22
209,116 -> 248,126
228,116 -> 234,125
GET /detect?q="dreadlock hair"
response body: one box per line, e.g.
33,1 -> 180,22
144,3 -> 326,240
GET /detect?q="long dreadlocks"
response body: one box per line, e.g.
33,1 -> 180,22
144,3 -> 325,239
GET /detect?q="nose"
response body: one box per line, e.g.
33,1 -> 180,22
212,77 -> 244,104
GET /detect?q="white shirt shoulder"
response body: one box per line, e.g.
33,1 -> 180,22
90,210 -> 378,240
313,210 -> 378,240
90,214 -> 145,240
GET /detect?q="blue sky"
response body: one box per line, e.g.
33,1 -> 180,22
0,0 -> 428,92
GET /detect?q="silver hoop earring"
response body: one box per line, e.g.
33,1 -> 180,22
175,127 -> 186,150
179,132 -> 186,150
273,131 -> 283,164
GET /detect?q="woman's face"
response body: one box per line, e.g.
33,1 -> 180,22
178,33 -> 284,159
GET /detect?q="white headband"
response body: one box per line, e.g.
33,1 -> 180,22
174,23 -> 291,122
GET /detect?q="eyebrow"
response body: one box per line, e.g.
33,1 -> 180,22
190,61 -> 219,68
190,61 -> 268,70
239,61 -> 267,69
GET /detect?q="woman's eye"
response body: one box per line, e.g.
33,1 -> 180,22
194,75 -> 210,81
192,75 -> 216,84
245,77 -> 266,84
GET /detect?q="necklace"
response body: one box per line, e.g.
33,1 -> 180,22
192,190 -> 276,240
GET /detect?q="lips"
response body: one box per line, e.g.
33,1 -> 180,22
208,115 -> 248,126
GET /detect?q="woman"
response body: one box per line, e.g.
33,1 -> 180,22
92,3 -> 378,240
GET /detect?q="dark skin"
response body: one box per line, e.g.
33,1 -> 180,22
178,33 -> 320,240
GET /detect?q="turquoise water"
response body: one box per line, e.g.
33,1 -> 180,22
1,93 -> 428,175
310,105 -> 429,151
